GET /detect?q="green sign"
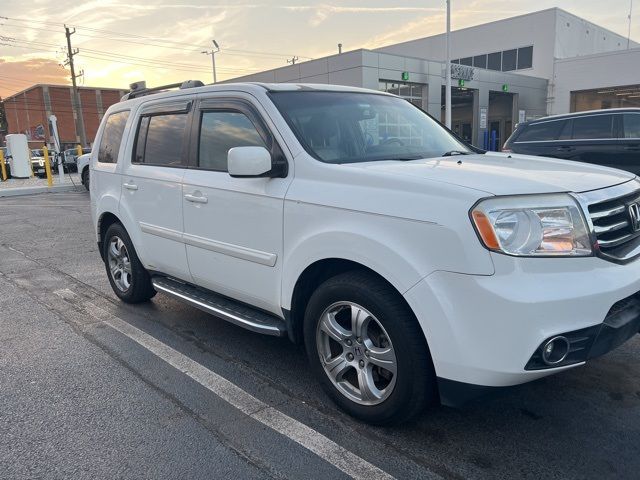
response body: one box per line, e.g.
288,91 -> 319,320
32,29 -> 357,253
502,84 -> 509,92
458,79 -> 465,87
401,71 -> 409,81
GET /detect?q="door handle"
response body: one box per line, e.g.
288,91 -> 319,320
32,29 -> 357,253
556,146 -> 574,151
123,182 -> 138,191
624,146 -> 640,151
184,193 -> 208,204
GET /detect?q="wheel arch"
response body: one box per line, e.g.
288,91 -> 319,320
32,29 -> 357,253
285,257 -> 428,349
97,211 -> 122,260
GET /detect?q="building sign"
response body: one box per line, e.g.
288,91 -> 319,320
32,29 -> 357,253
401,71 -> 409,81
518,110 -> 526,124
458,79 -> 465,87
502,84 -> 509,92
451,64 -> 475,81
480,107 -> 488,129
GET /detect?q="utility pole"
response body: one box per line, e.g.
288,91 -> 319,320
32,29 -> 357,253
445,0 -> 452,129
287,56 -> 298,65
201,40 -> 220,83
64,26 -> 87,147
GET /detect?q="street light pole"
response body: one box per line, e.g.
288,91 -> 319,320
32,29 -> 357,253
202,40 -> 220,83
445,0 -> 452,129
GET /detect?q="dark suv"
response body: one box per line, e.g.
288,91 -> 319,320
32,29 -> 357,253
503,108 -> 640,174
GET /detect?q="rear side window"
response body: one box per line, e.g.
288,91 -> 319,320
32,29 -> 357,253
134,113 -> 188,166
98,111 -> 129,163
198,111 -> 266,171
623,114 -> 640,139
516,120 -> 567,142
572,115 -> 614,139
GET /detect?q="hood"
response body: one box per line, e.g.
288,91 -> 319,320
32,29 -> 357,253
342,153 -> 635,195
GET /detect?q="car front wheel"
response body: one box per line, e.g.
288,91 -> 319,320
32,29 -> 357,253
304,270 -> 436,425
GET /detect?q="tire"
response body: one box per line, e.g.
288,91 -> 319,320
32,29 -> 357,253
103,223 -> 156,303
82,168 -> 90,191
303,270 -> 436,425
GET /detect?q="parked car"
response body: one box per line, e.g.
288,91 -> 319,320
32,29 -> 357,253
30,149 -> 56,178
77,153 -> 91,190
63,147 -> 91,172
503,108 -> 640,173
91,82 -> 640,425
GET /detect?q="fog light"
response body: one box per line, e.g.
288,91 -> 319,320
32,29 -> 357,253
541,336 -> 570,365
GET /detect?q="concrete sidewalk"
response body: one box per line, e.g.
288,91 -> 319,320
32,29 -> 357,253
0,174 -> 83,197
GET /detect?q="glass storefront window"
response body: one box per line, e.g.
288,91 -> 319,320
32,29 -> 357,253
379,80 -> 424,108
570,85 -> 640,112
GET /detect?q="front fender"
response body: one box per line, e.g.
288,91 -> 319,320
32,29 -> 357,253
281,201 -> 495,310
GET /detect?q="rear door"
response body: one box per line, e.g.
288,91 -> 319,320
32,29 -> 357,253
619,112 -> 640,174
569,113 -> 620,170
119,99 -> 193,282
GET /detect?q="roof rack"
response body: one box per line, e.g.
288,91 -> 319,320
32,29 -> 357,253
121,80 -> 205,101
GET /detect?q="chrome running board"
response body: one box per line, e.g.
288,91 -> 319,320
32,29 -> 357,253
151,276 -> 286,337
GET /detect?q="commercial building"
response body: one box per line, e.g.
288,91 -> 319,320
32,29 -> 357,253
2,84 -> 127,149
230,8 -> 639,149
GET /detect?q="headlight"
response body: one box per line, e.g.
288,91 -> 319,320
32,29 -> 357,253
471,194 -> 592,257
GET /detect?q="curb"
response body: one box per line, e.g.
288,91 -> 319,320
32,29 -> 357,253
0,184 -> 83,198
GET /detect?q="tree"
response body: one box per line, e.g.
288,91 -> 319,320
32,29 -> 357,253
0,100 -> 7,134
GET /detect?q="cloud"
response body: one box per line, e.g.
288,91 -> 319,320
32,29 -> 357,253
281,4 -> 443,27
0,58 -> 69,98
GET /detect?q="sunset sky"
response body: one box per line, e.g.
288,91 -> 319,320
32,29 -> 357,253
0,0 -> 637,99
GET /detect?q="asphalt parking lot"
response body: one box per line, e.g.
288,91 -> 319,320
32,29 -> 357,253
0,191 -> 639,479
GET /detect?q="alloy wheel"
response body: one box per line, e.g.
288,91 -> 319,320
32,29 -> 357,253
316,301 -> 397,406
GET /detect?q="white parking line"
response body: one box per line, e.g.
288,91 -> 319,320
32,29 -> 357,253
55,289 -> 395,480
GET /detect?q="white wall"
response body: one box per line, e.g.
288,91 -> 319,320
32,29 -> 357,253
376,8 -> 558,79
551,48 -> 640,114
554,9 -> 636,59
375,8 -> 637,82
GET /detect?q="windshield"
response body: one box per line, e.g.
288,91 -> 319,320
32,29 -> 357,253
269,91 -> 471,164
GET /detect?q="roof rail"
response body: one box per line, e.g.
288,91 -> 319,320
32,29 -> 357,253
121,80 -> 205,101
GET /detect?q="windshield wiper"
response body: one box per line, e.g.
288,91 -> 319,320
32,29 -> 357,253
441,150 -> 472,157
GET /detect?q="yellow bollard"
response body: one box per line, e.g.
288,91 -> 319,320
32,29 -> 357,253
43,146 -> 53,187
0,149 -> 7,181
76,144 -> 83,157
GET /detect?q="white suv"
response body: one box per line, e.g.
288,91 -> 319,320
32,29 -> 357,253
90,82 -> 640,425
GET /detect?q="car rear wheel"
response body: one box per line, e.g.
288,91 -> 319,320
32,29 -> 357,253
103,223 -> 156,303
304,270 -> 436,425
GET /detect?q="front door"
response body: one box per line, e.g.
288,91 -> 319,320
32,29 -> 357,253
120,99 -> 192,281
181,96 -> 291,315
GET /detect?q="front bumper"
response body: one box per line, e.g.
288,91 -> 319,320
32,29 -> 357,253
403,253 -> 640,397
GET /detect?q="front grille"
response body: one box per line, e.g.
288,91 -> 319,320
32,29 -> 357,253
586,185 -> 640,262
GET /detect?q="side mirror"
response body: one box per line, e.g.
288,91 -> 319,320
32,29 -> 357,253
227,146 -> 272,178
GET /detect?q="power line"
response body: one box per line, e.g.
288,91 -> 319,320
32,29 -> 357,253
1,16 -> 313,60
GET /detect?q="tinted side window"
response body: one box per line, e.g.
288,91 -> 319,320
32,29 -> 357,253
98,111 -> 129,163
623,114 -> 640,139
516,120 -> 567,142
198,111 -> 266,171
134,113 -> 187,166
572,115 -> 614,139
